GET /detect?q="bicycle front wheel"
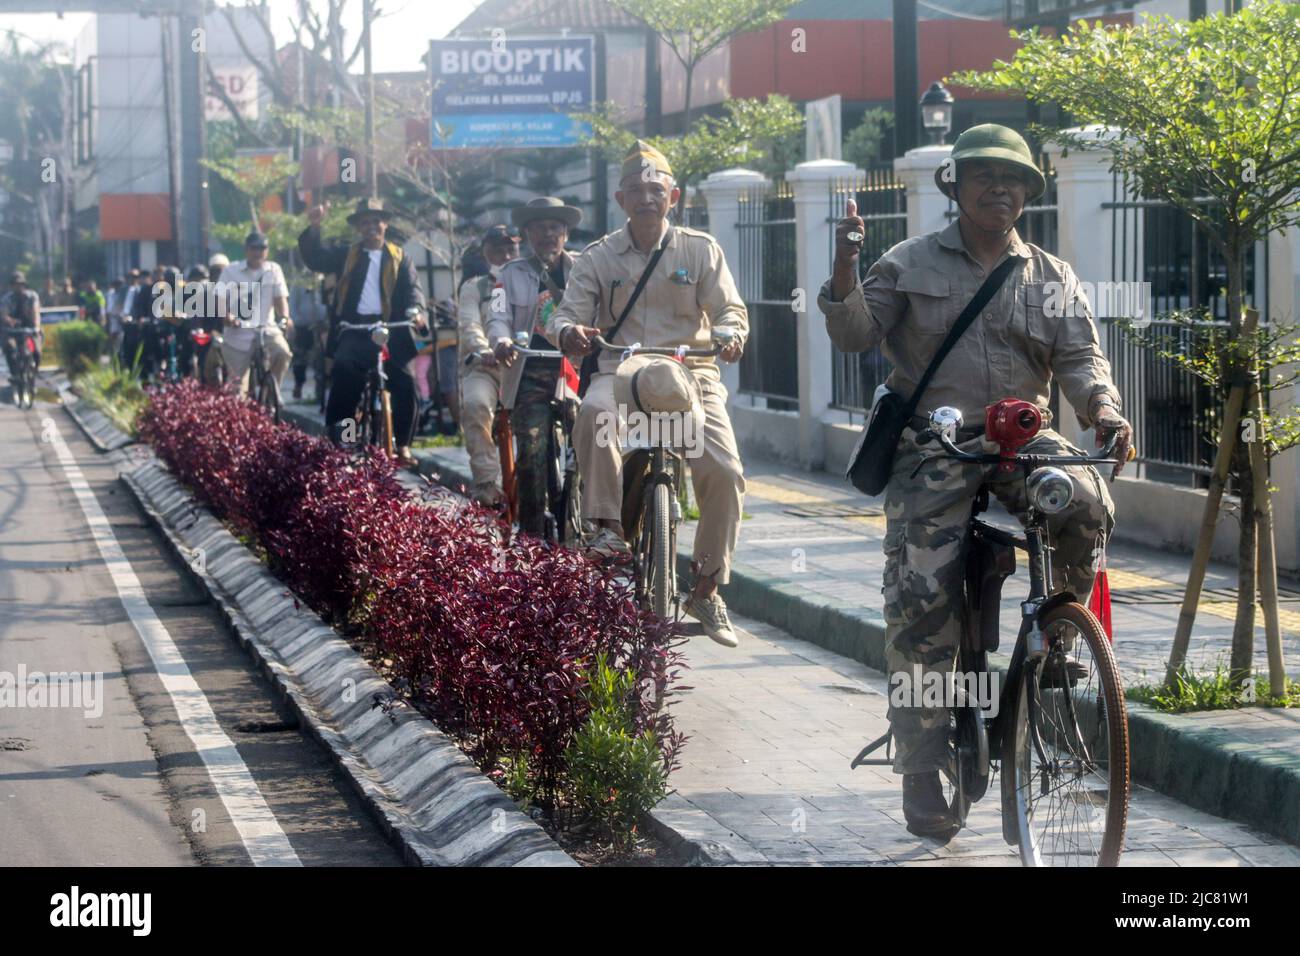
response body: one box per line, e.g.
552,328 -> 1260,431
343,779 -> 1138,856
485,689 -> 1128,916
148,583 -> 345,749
644,481 -> 674,621
1003,602 -> 1130,867
21,357 -> 36,408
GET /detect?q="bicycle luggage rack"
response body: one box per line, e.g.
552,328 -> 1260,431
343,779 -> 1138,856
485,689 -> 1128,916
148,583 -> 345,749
850,728 -> 894,768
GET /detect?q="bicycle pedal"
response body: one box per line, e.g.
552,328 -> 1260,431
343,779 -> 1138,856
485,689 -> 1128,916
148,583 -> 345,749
1039,659 -> 1089,689
675,620 -> 706,638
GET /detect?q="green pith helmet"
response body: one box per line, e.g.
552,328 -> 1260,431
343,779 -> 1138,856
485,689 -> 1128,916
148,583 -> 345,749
934,124 -> 1046,202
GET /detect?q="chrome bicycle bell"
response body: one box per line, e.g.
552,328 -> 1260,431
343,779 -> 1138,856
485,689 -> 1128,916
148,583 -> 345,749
370,326 -> 390,346
929,406 -> 964,441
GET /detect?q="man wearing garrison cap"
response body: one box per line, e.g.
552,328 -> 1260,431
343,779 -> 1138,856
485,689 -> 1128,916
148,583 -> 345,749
544,140 -> 749,647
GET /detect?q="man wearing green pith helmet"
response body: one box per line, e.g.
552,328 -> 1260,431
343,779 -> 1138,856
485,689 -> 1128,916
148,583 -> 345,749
818,124 -> 1135,838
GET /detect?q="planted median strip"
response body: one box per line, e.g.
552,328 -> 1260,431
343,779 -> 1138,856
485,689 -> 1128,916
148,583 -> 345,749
134,380 -> 686,859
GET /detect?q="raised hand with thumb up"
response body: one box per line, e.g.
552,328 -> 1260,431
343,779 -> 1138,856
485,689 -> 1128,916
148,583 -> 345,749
835,198 -> 865,268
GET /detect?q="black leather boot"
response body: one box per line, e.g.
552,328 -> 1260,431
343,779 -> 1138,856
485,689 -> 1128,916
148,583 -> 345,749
902,771 -> 958,838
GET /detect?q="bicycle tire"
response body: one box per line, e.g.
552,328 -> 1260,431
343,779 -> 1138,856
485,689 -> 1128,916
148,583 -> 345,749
647,481 -> 674,621
21,355 -> 36,409
1002,601 -> 1130,867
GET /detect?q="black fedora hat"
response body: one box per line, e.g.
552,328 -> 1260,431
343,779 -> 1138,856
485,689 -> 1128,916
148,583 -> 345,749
347,197 -> 392,226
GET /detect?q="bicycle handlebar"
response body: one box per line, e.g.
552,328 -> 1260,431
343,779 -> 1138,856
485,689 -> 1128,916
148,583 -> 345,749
590,334 -> 729,358
339,320 -> 415,331
925,425 -> 1121,467
3,327 -> 39,335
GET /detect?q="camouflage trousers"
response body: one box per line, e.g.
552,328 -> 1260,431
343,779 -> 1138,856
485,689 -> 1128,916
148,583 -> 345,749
511,359 -> 561,538
882,425 -> 1115,774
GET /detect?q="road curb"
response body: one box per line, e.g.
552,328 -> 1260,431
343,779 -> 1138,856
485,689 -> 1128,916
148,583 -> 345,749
121,456 -> 575,866
56,380 -> 135,452
288,404 -> 1300,850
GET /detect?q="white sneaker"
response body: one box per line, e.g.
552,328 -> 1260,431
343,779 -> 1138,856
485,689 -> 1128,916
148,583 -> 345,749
584,527 -> 631,559
683,592 -> 739,647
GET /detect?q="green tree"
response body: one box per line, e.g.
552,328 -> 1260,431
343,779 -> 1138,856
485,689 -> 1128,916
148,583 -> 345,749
843,108 -> 894,170
610,0 -> 795,130
951,2 -> 1300,696
580,94 -> 803,197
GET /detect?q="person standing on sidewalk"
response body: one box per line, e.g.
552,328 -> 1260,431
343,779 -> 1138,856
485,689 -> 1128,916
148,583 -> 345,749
545,142 -> 749,647
818,124 -> 1135,838
289,275 -> 328,400
218,231 -> 293,398
299,198 -> 427,466
457,224 -> 520,505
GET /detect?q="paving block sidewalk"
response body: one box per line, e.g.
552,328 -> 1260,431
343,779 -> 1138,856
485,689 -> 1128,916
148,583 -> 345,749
652,610 -> 1300,865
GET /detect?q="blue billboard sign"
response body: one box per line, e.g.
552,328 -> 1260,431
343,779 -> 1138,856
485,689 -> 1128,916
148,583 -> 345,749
430,36 -> 594,148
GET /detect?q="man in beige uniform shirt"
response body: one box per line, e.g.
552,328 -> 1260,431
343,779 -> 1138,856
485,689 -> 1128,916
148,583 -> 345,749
547,141 -> 749,647
819,124 -> 1134,836
457,224 -> 520,505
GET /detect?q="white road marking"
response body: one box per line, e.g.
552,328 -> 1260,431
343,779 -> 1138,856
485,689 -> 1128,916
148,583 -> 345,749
44,416 -> 301,866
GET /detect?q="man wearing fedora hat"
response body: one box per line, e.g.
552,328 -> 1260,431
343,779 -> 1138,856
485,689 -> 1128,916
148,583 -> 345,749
300,198 -> 427,464
544,141 -> 749,647
819,123 -> 1134,836
485,196 -> 583,536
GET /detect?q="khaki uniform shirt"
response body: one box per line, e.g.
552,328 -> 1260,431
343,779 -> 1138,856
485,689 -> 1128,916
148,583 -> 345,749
545,221 -> 748,381
817,219 -> 1120,429
456,263 -> 503,365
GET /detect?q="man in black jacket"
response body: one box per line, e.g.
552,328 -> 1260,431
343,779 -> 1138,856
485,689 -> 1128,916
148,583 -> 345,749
299,198 -> 428,464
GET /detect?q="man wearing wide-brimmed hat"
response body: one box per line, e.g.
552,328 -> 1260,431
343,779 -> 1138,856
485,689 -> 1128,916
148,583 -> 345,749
299,197 -> 427,465
544,140 -> 749,647
457,223 -> 520,505
483,196 -> 583,535
818,123 -> 1135,837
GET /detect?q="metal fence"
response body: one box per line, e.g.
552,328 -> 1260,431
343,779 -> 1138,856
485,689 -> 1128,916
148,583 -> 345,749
827,166 -> 909,416
680,189 -> 709,232
1101,170 -> 1270,486
736,182 -> 799,410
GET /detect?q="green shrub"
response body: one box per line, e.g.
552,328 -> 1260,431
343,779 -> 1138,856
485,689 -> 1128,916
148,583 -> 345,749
78,356 -> 149,435
564,653 -> 668,850
51,320 -> 108,375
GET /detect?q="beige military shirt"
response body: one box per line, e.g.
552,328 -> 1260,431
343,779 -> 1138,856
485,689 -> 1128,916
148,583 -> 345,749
817,219 -> 1120,429
456,265 -> 501,365
545,221 -> 748,380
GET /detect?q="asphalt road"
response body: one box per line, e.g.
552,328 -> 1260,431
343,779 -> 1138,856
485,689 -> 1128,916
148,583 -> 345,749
0,375 -> 400,866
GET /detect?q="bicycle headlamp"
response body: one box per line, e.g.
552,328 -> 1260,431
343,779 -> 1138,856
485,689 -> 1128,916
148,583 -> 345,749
1026,467 -> 1074,514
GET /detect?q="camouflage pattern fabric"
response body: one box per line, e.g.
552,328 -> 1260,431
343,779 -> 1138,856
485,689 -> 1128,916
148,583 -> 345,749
882,425 -> 1115,774
510,359 -> 560,537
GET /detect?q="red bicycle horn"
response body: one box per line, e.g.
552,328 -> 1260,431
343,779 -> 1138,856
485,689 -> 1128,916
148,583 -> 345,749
985,398 -> 1041,472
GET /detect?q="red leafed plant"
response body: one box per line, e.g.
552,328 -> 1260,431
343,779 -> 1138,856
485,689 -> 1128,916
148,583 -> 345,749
138,380 -> 685,812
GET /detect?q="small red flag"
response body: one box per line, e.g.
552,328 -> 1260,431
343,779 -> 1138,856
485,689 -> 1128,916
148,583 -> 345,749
1088,541 -> 1113,642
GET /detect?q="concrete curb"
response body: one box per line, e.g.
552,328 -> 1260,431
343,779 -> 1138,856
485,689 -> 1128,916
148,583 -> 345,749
57,380 -> 135,452
285,404 -> 1300,850
121,457 -> 575,866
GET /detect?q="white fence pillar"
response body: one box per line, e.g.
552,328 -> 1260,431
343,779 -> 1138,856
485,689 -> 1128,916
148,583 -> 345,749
1047,126 -> 1130,448
788,159 -> 860,468
894,144 -> 953,238
699,168 -> 769,398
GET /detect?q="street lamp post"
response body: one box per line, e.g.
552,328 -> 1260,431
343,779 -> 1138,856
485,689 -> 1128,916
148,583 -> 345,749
920,81 -> 954,145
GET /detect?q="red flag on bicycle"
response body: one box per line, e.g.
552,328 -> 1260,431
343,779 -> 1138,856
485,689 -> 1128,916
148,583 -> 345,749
555,356 -> 581,403
1088,539 -> 1113,642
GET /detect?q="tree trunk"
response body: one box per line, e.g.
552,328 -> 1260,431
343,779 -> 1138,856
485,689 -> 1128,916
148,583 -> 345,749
1230,431 -> 1256,688
1247,375 -> 1287,697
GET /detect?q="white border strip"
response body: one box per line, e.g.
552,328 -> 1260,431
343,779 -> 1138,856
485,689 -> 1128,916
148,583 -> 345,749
43,416 -> 301,867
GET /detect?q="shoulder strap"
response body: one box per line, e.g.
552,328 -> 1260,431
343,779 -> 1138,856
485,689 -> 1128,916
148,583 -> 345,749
603,227 -> 672,344
903,255 -> 1020,418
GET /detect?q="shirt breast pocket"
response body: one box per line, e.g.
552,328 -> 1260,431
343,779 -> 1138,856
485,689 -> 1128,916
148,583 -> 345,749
670,276 -> 698,318
1022,283 -> 1056,348
895,268 -> 952,335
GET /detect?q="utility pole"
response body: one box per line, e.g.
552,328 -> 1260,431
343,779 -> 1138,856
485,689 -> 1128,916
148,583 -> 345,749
363,0 -> 378,198
160,14 -> 183,264
892,0 -> 919,157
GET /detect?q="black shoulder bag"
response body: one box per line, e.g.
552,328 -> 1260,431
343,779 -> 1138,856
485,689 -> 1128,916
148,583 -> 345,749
846,255 -> 1019,496
576,228 -> 672,398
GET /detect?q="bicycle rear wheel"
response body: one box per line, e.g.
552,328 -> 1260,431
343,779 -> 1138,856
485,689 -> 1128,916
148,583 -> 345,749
1003,602 -> 1130,867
